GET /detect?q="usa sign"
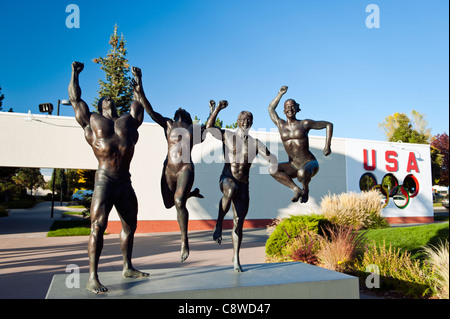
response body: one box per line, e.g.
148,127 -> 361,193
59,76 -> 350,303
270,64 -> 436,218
345,138 -> 433,224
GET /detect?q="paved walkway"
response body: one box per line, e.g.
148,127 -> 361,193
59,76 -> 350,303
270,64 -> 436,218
0,202 -> 268,298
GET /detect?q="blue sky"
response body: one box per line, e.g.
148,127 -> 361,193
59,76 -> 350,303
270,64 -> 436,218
0,0 -> 448,141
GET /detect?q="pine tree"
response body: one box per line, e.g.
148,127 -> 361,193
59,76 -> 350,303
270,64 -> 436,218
0,86 -> 13,112
92,24 -> 133,116
0,86 -> 4,111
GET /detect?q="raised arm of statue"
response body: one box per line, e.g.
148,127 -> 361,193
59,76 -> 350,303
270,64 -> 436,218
68,61 -> 91,129
131,66 -> 170,129
205,100 -> 228,129
268,86 -> 288,127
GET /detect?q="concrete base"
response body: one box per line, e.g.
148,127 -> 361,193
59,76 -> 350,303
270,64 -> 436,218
46,262 -> 359,299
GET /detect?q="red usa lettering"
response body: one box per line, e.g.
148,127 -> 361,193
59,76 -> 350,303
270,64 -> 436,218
363,149 -> 419,173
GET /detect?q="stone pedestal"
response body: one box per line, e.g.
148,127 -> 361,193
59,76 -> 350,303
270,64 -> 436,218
46,262 -> 359,299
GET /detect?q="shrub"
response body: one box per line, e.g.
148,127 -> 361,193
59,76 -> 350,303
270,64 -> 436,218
422,240 -> 449,299
265,214 -> 331,257
6,198 -> 37,209
317,226 -> 365,272
266,217 -> 283,236
356,240 -> 433,298
286,228 -> 322,265
320,191 -> 389,230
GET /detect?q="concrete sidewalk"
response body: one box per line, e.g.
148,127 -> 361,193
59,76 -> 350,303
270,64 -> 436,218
0,202 -> 268,298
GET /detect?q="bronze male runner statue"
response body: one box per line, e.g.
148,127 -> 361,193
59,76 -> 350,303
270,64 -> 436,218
69,61 -> 149,293
207,102 -> 277,272
268,86 -> 333,203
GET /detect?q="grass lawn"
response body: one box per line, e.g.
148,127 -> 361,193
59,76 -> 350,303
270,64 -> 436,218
47,218 -> 91,237
362,222 -> 449,260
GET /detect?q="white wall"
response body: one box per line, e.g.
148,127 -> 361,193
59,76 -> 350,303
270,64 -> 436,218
0,112 -> 347,223
0,112 -> 432,225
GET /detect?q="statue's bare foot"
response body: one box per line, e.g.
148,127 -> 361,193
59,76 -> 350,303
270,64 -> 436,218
189,188 -> 204,199
180,243 -> 189,262
291,187 -> 304,202
233,258 -> 244,272
122,268 -> 150,279
87,278 -> 108,294
300,190 -> 309,203
213,226 -> 222,244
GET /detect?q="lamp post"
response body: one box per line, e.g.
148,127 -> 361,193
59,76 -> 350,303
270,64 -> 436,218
39,99 -> 71,218
57,99 -> 71,116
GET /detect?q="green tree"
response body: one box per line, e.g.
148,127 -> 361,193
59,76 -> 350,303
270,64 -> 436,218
0,86 -> 13,112
430,146 -> 444,185
193,116 -> 236,129
0,86 -> 4,111
92,25 -> 133,116
12,168 -> 46,196
379,111 -> 430,144
0,167 -> 19,203
379,110 -> 431,144
73,169 -> 96,190
47,169 -> 69,197
431,133 -> 449,186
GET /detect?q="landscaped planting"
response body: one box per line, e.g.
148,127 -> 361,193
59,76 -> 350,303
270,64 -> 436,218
265,191 -> 449,299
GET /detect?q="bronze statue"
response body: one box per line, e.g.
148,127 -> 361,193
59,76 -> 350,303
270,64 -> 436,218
206,101 -> 277,272
132,67 -> 214,262
69,62 -> 149,293
268,86 -> 333,203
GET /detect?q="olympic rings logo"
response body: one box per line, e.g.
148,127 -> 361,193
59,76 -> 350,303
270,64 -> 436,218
359,173 -> 419,209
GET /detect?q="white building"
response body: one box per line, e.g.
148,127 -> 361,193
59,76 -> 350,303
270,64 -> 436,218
0,112 -> 433,233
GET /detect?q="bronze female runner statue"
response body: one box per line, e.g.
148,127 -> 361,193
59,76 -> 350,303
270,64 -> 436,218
131,67 -> 214,263
268,86 -> 333,203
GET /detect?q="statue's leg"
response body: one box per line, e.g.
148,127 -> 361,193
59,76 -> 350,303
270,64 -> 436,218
115,185 -> 149,279
87,184 -> 112,293
231,186 -> 249,272
174,167 -> 194,262
270,162 -> 303,202
161,164 -> 175,209
297,160 -> 319,203
213,177 -> 237,244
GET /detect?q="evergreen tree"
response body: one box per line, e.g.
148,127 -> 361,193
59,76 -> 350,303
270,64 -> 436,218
0,86 -> 13,112
193,115 -> 237,129
0,86 -> 4,111
92,25 -> 133,116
